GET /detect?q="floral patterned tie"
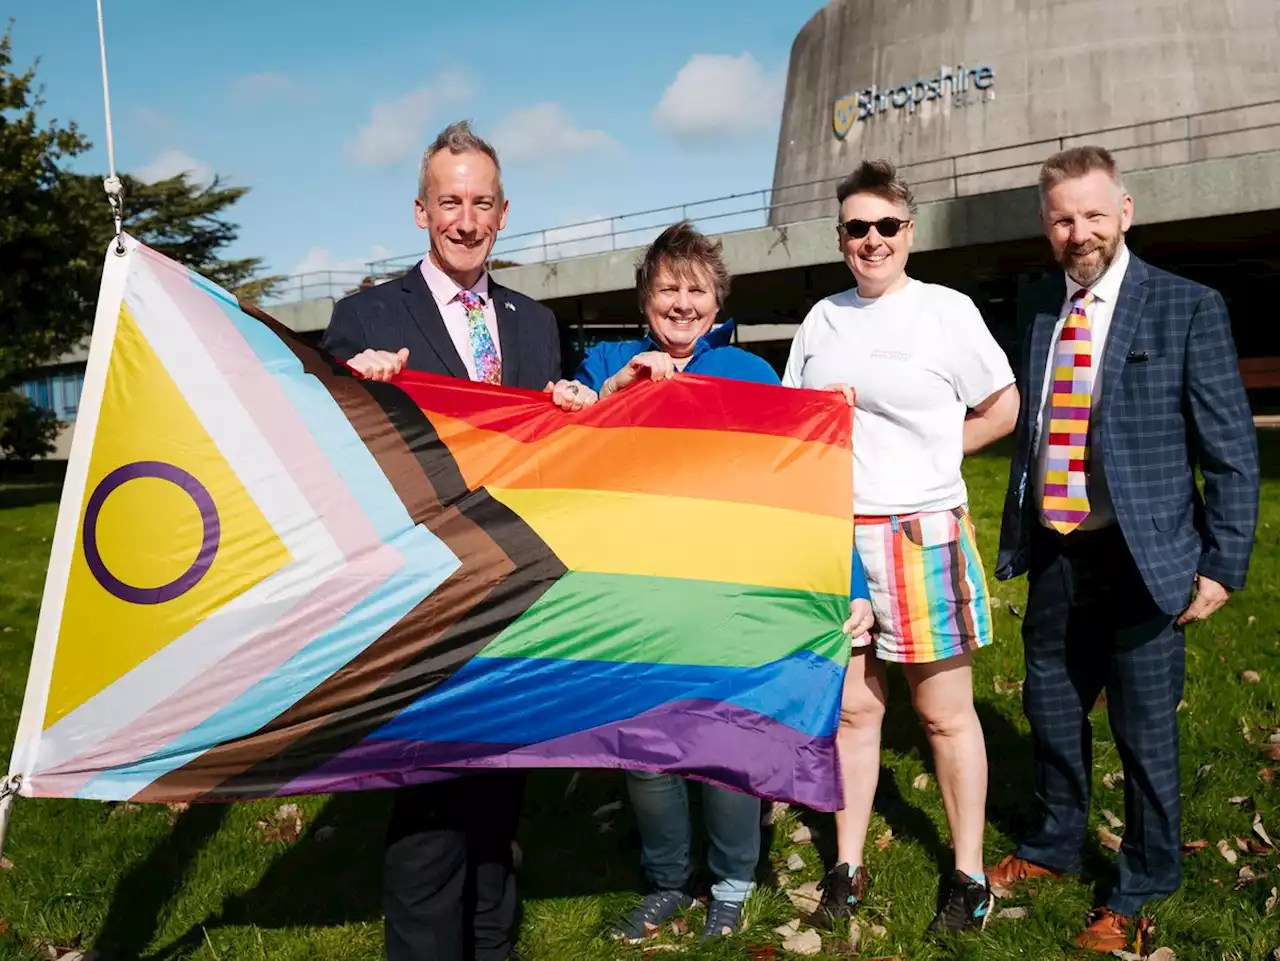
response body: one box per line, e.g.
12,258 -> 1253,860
457,288 -> 501,385
1041,289 -> 1092,533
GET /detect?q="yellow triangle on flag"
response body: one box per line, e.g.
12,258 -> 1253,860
43,305 -> 292,729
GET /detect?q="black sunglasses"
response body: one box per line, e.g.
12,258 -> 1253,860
838,217 -> 911,239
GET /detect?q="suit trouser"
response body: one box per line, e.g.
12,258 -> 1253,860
384,772 -> 526,961
1017,525 -> 1184,916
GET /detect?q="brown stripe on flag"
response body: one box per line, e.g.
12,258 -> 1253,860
135,304 -> 566,802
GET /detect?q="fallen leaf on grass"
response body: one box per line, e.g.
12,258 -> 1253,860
0,627 -> 13,634
789,824 -> 813,845
1176,699 -> 1188,712
992,676 -> 1023,696
1236,866 -> 1258,889
1182,840 -> 1209,855
1229,796 -> 1252,806
1260,768 -> 1276,784
1254,813 -> 1275,848
0,857 -> 12,872
108,802 -> 142,818
1135,917 -> 1156,954
1102,809 -> 1123,829
0,919 -> 8,935
777,872 -> 792,887
669,916 -> 689,937
1247,615 -> 1258,627
875,827 -> 894,851
781,928 -> 823,956
786,852 -> 805,872
996,906 -> 1028,920
641,946 -> 680,956
1218,839 -> 1239,864
867,923 -> 888,938
1147,949 -> 1176,961
912,773 -> 931,790
1097,826 -> 1123,852
762,800 -> 790,826
1269,732 -> 1280,744
774,919 -> 801,938
274,803 -> 300,821
1241,670 -> 1262,684
1102,770 -> 1124,789
1265,886 -> 1278,916
1197,764 -> 1213,778
1236,837 -> 1252,853
786,881 -> 822,913
1264,744 -> 1280,762
166,801 -> 190,814
746,946 -> 777,961
592,800 -> 623,819
1111,951 -> 1143,961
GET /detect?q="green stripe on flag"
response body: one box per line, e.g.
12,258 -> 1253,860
479,571 -> 848,668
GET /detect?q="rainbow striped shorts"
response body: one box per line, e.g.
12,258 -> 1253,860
852,505 -> 993,664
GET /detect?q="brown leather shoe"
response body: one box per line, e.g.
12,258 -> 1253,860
1074,908 -> 1132,952
987,854 -> 1062,896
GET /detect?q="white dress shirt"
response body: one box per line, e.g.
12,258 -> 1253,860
420,257 -> 502,382
1032,242 -> 1131,530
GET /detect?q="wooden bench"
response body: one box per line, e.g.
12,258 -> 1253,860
1241,357 -> 1280,390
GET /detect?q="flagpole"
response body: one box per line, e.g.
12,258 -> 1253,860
0,776 -> 19,861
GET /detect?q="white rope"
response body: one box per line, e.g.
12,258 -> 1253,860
95,0 -> 125,254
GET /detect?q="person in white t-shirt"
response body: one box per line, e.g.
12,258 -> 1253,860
783,160 -> 1019,936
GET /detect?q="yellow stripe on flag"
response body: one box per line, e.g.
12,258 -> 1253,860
1049,420 -> 1089,435
488,488 -> 850,595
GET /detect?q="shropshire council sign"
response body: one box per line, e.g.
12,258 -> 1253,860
834,63 -> 995,138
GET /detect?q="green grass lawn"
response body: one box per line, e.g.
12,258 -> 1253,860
1,440 -> 1279,961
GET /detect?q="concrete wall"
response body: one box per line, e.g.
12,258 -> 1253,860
771,0 -> 1280,223
493,150 -> 1280,300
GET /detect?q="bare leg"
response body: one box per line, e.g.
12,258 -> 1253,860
834,650 -> 888,867
904,653 -> 987,876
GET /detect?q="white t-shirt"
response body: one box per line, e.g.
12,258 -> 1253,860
783,279 -> 1015,516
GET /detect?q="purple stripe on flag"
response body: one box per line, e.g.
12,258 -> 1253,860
1044,484 -> 1068,498
1044,509 -> 1090,523
275,699 -> 842,810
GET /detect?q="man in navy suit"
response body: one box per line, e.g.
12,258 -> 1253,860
323,120 -> 561,961
989,146 -> 1259,951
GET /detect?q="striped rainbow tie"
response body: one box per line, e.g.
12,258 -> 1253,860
1042,289 -> 1092,533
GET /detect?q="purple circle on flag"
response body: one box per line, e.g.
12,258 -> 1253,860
82,461 -> 220,604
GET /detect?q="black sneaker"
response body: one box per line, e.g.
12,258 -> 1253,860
609,889 -> 696,943
699,898 -> 744,940
927,869 -> 993,933
809,862 -> 869,929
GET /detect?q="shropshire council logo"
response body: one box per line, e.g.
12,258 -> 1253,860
833,93 -> 858,138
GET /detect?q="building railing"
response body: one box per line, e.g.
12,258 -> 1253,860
267,97 -> 1280,302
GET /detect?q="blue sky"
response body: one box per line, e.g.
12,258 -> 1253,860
14,0 -> 821,286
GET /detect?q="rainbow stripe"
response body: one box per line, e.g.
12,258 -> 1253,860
854,509 -> 992,663
7,238 -> 854,811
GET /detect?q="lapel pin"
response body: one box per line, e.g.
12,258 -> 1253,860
504,301 -> 515,311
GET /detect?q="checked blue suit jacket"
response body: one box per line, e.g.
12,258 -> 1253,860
995,252 -> 1260,615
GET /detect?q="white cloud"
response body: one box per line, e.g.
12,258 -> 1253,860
135,149 -> 214,185
232,72 -> 295,104
488,103 -> 618,165
346,77 -> 471,167
653,53 -> 785,141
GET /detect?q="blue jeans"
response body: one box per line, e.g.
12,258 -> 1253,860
626,771 -> 760,903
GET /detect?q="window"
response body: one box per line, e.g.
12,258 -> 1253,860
17,366 -> 86,422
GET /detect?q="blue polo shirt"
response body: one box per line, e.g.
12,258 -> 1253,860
574,321 -> 870,603
575,320 -> 779,391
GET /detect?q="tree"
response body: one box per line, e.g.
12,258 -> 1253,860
0,23 -> 282,459
64,170 -> 287,303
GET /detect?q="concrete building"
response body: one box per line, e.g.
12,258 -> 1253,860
19,0 -> 1280,458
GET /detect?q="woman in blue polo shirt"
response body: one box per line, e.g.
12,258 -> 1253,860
550,221 -> 872,943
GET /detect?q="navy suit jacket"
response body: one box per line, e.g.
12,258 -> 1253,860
996,252 -> 1260,615
320,262 -> 562,389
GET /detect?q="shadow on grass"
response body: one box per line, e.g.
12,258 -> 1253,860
145,771 -> 651,957
95,803 -> 231,960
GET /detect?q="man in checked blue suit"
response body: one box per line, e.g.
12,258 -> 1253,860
989,146 -> 1259,952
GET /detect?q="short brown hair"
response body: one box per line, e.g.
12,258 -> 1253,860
835,159 -> 916,214
635,221 -> 731,312
1039,145 -> 1125,203
418,120 -> 504,202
